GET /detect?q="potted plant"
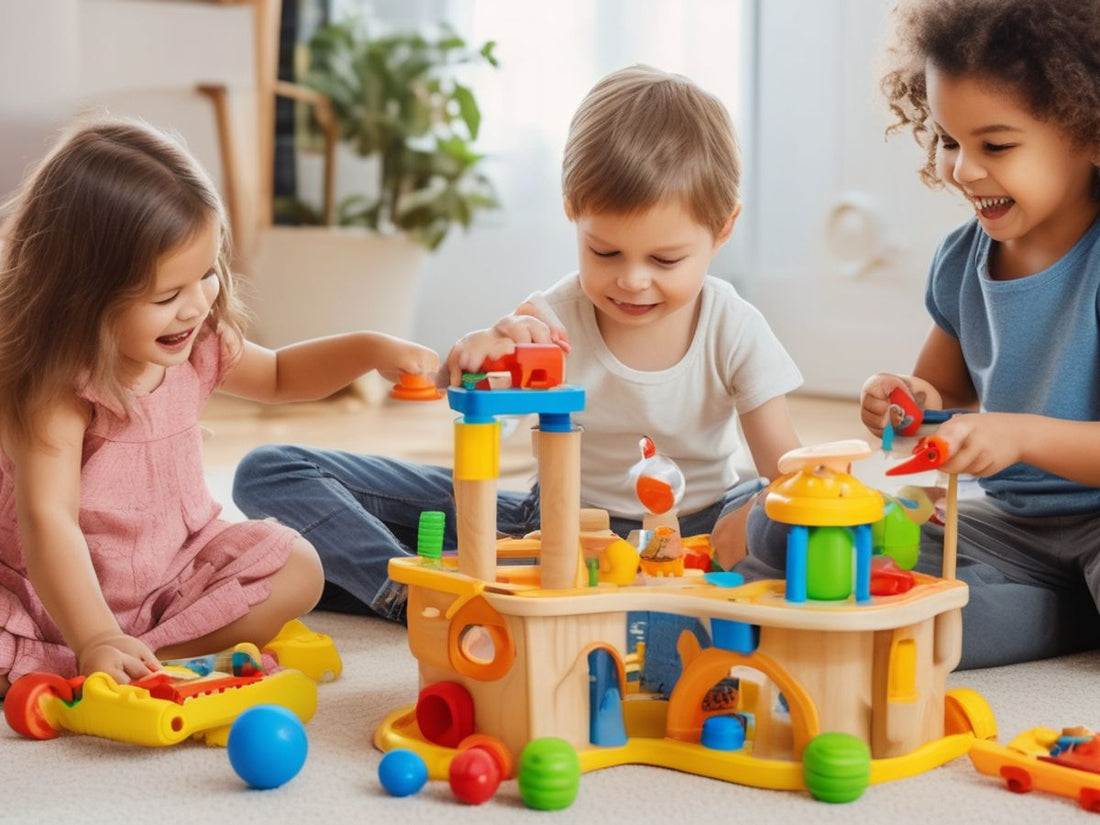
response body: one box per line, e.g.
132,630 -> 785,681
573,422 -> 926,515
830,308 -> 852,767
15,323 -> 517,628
251,17 -> 499,363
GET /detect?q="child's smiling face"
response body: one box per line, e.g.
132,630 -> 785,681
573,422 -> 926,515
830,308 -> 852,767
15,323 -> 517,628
927,64 -> 1100,273
113,215 -> 221,389
575,198 -> 734,337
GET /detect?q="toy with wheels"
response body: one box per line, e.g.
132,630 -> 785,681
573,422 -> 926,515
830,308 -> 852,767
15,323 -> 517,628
4,664 -> 316,747
969,726 -> 1100,812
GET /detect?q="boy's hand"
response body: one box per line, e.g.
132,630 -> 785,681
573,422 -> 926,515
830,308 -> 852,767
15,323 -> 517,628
446,314 -> 565,386
375,337 -> 440,384
860,373 -> 943,437
76,632 -> 162,684
935,412 -> 1021,477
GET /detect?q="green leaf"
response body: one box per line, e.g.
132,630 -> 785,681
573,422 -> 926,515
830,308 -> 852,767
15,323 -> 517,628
452,83 -> 481,140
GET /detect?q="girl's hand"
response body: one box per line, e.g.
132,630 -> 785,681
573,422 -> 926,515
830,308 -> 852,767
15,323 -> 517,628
76,632 -> 162,684
936,412 -> 1021,477
860,373 -> 943,437
375,337 -> 440,384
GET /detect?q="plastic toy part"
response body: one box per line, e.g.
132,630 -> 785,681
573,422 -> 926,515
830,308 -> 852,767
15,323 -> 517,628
969,727 -> 1100,812
701,715 -> 746,751
869,555 -> 916,596
628,436 -> 685,515
263,619 -> 343,683
479,343 -> 564,390
4,667 -> 317,746
378,748 -> 430,797
518,738 -> 581,811
886,436 -> 950,476
802,732 -> 872,803
449,746 -> 502,804
458,733 -> 516,780
888,387 -> 969,436
391,373 -> 444,401
227,704 -> 309,789
417,510 -> 445,562
766,441 -> 884,526
416,682 -> 475,748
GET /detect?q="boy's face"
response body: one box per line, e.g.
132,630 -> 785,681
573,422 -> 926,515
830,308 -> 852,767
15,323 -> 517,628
114,216 -> 221,387
576,199 -> 733,335
927,65 -> 1099,272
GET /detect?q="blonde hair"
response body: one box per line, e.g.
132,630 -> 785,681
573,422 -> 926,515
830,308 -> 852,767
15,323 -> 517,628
562,65 -> 741,236
0,116 -> 247,446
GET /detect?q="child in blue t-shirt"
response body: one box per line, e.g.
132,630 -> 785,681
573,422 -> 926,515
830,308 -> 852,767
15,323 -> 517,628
743,0 -> 1100,669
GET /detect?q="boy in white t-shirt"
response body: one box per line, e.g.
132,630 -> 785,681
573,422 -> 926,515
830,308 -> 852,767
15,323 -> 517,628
233,67 -> 803,643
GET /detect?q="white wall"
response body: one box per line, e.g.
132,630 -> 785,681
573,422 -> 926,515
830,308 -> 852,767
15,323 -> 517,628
745,0 -> 972,396
0,0 -> 973,399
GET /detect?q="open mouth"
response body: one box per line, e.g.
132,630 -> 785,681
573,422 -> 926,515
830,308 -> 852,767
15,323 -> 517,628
973,196 -> 1014,221
157,328 -> 194,348
611,298 -> 658,317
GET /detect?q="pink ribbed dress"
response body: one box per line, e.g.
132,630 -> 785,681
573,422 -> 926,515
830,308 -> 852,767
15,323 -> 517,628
0,328 -> 298,681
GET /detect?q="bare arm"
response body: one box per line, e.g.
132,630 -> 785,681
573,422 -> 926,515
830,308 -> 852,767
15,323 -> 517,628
220,332 -> 439,403
738,395 -> 802,482
9,399 -> 160,680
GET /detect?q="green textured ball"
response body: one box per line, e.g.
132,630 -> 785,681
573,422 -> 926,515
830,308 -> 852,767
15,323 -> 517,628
517,737 -> 580,810
802,732 -> 871,803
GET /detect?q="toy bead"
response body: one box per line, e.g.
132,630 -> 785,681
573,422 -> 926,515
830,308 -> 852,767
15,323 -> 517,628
227,705 -> 309,790
448,746 -> 501,805
518,737 -> 580,810
378,748 -> 429,797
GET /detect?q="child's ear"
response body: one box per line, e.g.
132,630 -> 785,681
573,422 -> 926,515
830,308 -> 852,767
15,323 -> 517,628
714,204 -> 742,245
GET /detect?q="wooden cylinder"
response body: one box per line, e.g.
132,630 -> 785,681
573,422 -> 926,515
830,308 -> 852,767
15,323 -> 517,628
455,478 -> 498,582
537,428 -> 581,589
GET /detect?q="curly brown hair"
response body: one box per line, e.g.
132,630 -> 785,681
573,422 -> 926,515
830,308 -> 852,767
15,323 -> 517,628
881,0 -> 1100,188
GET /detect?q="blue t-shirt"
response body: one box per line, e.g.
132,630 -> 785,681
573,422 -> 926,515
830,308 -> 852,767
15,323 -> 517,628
926,215 -> 1100,517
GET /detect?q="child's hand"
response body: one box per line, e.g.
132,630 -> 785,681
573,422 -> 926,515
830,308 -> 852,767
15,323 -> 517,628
935,412 -> 1021,477
76,632 -> 162,684
446,314 -> 564,386
860,373 -> 943,437
374,336 -> 440,384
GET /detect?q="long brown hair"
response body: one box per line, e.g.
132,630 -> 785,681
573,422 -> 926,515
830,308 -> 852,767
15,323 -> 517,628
0,116 -> 247,446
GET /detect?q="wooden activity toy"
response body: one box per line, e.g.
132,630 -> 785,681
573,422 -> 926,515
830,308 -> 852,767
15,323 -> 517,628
374,346 -> 997,805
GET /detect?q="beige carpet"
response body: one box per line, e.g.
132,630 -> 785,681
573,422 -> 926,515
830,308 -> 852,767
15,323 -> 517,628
5,447 -> 1099,822
4,609 -> 1099,823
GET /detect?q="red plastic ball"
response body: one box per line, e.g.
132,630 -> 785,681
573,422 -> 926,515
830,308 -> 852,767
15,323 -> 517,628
448,746 -> 502,805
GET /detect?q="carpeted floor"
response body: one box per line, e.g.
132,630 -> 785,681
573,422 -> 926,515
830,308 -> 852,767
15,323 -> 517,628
6,398 -> 1099,822
5,608 -> 1099,824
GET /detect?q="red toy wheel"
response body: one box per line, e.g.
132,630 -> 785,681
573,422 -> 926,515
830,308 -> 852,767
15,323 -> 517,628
1000,765 -> 1033,794
1079,787 -> 1100,812
4,672 -> 73,740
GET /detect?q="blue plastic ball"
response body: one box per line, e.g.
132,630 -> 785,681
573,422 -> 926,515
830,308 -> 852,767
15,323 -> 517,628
378,748 -> 429,797
227,705 -> 308,789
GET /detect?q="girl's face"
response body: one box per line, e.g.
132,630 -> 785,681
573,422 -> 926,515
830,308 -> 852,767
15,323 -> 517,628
927,65 -> 1100,276
114,216 -> 221,388
576,198 -> 734,337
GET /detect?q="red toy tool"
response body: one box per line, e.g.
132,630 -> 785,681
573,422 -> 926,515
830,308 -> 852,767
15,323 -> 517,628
886,436 -> 950,476
888,388 -> 969,436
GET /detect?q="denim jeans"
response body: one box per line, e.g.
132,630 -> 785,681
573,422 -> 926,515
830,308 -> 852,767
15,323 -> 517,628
233,444 -> 765,624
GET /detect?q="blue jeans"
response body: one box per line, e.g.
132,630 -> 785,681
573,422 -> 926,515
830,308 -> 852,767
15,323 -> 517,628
232,444 -> 765,623
738,496 -> 1100,670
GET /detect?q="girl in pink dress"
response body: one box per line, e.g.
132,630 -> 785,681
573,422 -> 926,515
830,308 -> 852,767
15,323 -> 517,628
0,118 -> 439,697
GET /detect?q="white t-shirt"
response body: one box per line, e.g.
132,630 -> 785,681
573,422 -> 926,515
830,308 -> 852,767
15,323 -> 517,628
537,274 -> 802,518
